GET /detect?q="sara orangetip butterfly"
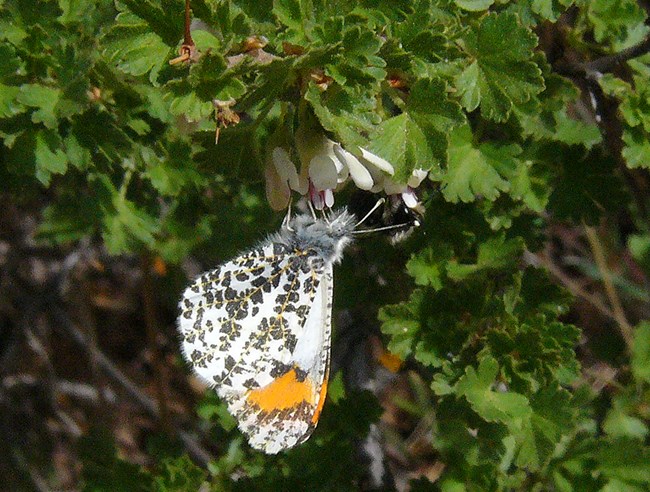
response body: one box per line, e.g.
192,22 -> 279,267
178,208 -> 359,453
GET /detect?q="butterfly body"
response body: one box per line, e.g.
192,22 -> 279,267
178,209 -> 356,453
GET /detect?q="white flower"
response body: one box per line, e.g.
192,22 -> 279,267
264,147 -> 308,211
382,168 -> 429,209
295,126 -> 395,208
264,128 -> 423,211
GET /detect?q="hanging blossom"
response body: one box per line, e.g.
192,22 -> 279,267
264,129 -> 428,210
382,168 -> 429,209
264,147 -> 308,210
295,127 -> 395,209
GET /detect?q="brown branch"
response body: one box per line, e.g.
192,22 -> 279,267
142,254 -> 171,433
184,0 -> 193,46
169,0 -> 196,65
50,307 -> 213,467
556,35 -> 650,78
585,35 -> 650,75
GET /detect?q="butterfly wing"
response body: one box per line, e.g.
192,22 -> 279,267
228,265 -> 333,453
178,242 -> 333,453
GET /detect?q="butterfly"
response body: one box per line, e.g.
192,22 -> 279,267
177,208 -> 359,453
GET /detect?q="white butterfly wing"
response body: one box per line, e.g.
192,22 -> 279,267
178,242 -> 333,453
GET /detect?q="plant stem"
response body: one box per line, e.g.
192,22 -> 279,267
141,253 -> 172,433
583,224 -> 634,349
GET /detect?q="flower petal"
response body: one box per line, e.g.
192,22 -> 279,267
309,183 -> 325,210
402,188 -> 419,209
408,168 -> 428,188
333,144 -> 373,190
272,147 -> 307,193
264,161 -> 291,210
309,155 -> 339,190
324,188 -> 334,208
359,148 -> 395,175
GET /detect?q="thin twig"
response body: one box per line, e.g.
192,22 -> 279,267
184,0 -> 193,46
142,254 -> 172,433
557,35 -> 650,78
583,225 -> 634,349
50,307 -> 213,467
169,0 -> 195,64
585,35 -> 650,74
523,250 -> 617,322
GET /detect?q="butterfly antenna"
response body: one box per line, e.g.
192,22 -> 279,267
355,198 -> 385,228
350,219 -> 421,235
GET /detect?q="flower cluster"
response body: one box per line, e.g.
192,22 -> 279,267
265,128 -> 427,211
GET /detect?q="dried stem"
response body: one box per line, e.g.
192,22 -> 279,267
50,307 -> 213,467
141,254 -> 171,433
169,0 -> 195,65
557,35 -> 650,78
523,250 -> 617,322
184,0 -> 193,46
584,35 -> 650,75
583,225 -> 634,349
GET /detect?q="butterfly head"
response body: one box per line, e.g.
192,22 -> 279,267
281,208 -> 356,265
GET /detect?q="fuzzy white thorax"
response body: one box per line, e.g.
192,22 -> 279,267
272,208 -> 356,265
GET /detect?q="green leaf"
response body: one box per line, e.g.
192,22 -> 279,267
152,455 -> 208,491
370,78 -> 464,181
378,289 -> 424,359
406,243 -> 454,290
456,356 -> 532,425
446,234 -> 524,281
305,83 -> 378,147
456,13 -> 544,122
35,130 -> 68,185
454,0 -> 494,12
587,0 -> 650,50
93,175 -> 159,254
104,12 -> 172,83
0,84 -> 22,118
17,84 -> 62,128
603,401 -> 649,440
327,371 -> 346,404
120,0 -> 182,46
531,0 -> 575,22
273,0 -> 310,39
166,90 -> 214,122
144,141 -> 205,196
516,73 -> 602,148
190,28 -> 222,53
442,125 -> 521,203
64,133 -> 92,170
597,439 -> 650,486
622,127 -> 650,169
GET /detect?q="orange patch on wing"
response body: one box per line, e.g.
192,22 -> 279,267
247,367 -> 315,412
